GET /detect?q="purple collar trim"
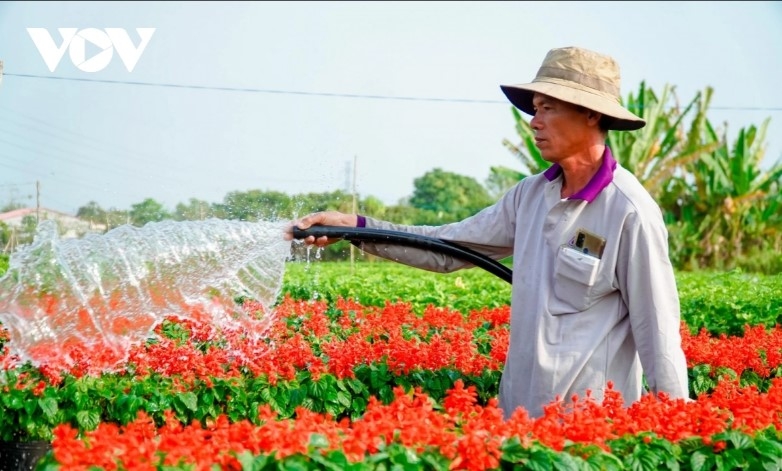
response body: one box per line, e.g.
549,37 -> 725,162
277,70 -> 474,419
543,147 -> 617,202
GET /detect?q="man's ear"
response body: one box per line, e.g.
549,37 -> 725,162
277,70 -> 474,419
586,110 -> 602,126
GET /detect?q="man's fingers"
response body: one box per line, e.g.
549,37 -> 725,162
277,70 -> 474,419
296,211 -> 325,230
289,211 -> 350,246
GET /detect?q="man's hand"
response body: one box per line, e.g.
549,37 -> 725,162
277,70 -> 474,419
285,211 -> 358,247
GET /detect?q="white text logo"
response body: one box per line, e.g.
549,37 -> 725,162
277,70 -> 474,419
27,28 -> 156,73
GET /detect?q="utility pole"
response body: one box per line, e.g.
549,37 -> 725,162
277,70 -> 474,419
4,227 -> 15,253
350,155 -> 357,273
35,180 -> 40,223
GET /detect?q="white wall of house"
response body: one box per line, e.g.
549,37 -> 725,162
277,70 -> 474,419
0,207 -> 106,240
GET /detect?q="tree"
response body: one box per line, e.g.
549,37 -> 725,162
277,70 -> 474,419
129,198 -> 170,226
214,190 -> 293,222
174,198 -> 215,221
292,190 -> 353,216
358,195 -> 386,219
77,201 -> 107,226
409,168 -> 493,223
18,214 -> 38,246
0,201 -> 25,213
104,208 -> 130,229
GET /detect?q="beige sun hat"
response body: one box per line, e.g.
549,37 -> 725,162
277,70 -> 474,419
500,46 -> 645,131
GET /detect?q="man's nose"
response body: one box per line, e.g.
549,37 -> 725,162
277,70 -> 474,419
530,114 -> 542,130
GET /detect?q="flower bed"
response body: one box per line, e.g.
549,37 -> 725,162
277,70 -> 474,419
45,381 -> 782,470
2,296 -> 782,469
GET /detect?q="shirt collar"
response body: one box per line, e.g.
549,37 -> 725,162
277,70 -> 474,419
543,146 -> 617,203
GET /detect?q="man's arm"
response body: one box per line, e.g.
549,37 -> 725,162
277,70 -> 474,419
616,211 -> 690,399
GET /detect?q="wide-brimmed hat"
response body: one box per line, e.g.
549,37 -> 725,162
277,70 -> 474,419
500,47 -> 645,131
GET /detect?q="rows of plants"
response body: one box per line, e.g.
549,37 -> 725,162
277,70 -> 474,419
284,262 -> 782,335
0,263 -> 779,469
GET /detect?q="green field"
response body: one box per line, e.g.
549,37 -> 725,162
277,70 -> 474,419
282,260 -> 782,336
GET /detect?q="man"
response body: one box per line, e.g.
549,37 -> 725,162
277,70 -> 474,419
287,46 -> 690,419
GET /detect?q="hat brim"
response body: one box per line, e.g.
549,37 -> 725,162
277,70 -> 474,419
500,82 -> 645,131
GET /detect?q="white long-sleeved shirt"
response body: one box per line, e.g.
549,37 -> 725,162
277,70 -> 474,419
356,147 -> 690,418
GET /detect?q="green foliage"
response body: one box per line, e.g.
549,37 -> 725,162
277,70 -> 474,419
676,270 -> 782,335
282,259 -> 512,313
409,168 -> 494,223
213,189 -> 297,221
0,364 -> 497,442
0,221 -> 9,249
7,262 -> 782,468
669,114 -> 782,273
488,106 -> 550,199
173,197 -> 215,221
610,433 -> 682,470
284,261 -> 782,337
75,200 -> 107,225
129,197 -> 171,226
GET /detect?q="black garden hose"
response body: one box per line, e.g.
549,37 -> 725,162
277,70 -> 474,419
292,225 -> 512,284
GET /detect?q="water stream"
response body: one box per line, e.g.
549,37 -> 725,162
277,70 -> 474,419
0,218 -> 292,371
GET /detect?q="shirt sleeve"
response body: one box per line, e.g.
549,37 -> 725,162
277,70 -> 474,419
355,183 -> 522,273
616,210 -> 690,399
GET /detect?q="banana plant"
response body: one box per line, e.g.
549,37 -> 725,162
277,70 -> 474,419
687,117 -> 782,268
487,107 -> 551,198
607,83 -> 721,202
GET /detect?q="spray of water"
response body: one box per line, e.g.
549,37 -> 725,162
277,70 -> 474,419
0,218 -> 292,371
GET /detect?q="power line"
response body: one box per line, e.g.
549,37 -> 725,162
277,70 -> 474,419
0,182 -> 37,188
4,72 -> 499,104
6,72 -> 781,112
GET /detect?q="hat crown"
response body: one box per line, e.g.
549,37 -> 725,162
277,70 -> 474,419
534,47 -> 621,99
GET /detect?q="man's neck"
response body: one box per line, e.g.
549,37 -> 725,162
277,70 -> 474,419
558,144 -> 606,199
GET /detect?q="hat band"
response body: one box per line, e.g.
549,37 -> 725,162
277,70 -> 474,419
535,66 -> 620,98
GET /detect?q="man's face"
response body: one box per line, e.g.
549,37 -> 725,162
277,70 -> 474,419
529,93 -> 593,162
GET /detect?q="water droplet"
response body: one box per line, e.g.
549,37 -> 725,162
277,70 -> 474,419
0,219 -> 292,371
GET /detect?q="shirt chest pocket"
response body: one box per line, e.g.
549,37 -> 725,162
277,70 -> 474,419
551,245 -> 601,313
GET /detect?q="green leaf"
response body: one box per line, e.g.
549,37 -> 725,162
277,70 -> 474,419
260,387 -> 273,403
309,433 -> 330,449
578,445 -> 623,471
310,449 -> 351,471
626,447 -> 663,471
719,447 -> 750,470
8,394 -> 24,410
526,449 -> 555,471
722,429 -> 752,450
177,391 -> 199,412
75,410 -> 101,431
754,433 -> 782,460
690,449 -> 714,471
336,391 -> 352,408
551,450 -> 583,471
278,456 -> 312,471
38,397 -> 58,422
500,436 -> 527,463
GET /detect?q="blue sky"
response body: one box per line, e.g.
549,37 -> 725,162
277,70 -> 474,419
0,1 -> 780,215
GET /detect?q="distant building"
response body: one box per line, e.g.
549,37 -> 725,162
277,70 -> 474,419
0,207 -> 106,248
